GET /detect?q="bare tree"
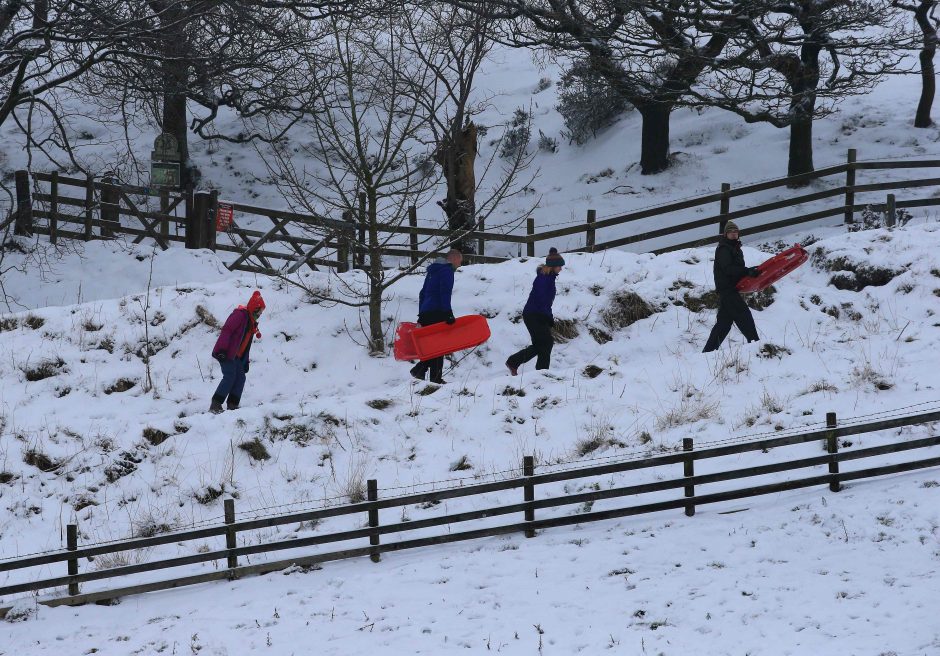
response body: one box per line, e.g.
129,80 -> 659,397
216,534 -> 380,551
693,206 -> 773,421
446,0 -> 761,175
893,0 -> 938,127
700,0 -> 906,180
261,13 -> 447,353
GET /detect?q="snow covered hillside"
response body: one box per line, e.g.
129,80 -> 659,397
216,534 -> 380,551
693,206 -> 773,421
1,219 -> 939,653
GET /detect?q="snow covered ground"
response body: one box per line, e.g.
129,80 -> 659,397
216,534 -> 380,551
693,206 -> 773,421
3,25 -> 940,656
1,218 -> 939,654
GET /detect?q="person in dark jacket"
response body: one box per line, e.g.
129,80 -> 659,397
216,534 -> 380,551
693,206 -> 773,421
410,249 -> 463,384
702,222 -> 760,352
506,248 -> 565,375
210,290 -> 265,413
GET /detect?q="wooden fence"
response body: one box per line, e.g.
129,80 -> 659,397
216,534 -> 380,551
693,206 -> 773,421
1,406 -> 938,615
11,148 -> 940,276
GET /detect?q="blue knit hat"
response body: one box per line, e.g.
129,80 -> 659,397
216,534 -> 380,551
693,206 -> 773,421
545,247 -> 565,267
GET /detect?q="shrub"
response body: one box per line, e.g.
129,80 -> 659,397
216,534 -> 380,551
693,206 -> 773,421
499,107 -> 532,160
0,316 -> 18,331
758,343 -> 791,359
450,455 -> 472,471
0,471 -> 17,484
847,205 -> 912,232
194,485 -> 225,505
557,59 -> 630,145
537,130 -> 558,153
23,315 -> 45,329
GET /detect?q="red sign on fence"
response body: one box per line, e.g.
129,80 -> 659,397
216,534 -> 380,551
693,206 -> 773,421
216,203 -> 234,232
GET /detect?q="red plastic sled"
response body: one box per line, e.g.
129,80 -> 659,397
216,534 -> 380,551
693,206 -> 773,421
736,244 -> 808,293
394,314 -> 492,362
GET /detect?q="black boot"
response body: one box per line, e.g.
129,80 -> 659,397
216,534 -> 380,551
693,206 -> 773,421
226,397 -> 240,411
409,363 -> 427,380
209,399 -> 224,414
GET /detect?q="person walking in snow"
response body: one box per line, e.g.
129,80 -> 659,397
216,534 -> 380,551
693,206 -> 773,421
409,248 -> 463,384
702,222 -> 760,352
210,290 -> 265,413
505,248 -> 565,375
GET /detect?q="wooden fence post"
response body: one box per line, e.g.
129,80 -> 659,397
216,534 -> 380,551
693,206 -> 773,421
358,192 -> 367,271
586,209 -> 596,252
49,171 -> 59,245
367,479 -> 381,562
66,524 -> 79,596
183,183 -> 194,245
408,206 -> 418,265
718,183 -> 731,234
337,218 -> 351,274
683,438 -> 695,517
191,192 -> 211,249
845,148 -> 857,226
100,176 -> 119,238
526,218 -> 535,258
207,190 -> 219,251
84,174 -> 94,241
826,412 -> 841,492
14,170 -> 33,237
159,189 -> 170,242
523,455 -> 535,538
224,498 -> 238,574
886,193 -> 897,228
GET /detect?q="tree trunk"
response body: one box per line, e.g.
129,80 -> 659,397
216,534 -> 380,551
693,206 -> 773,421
637,104 -> 672,175
366,193 -> 385,354
914,1 -> 937,129
787,116 -> 814,183
436,121 -> 477,253
915,48 -> 936,128
157,1 -> 196,188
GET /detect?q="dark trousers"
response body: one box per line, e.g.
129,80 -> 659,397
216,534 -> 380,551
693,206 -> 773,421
213,356 -> 247,405
507,313 -> 554,370
410,310 -> 449,383
702,292 -> 759,352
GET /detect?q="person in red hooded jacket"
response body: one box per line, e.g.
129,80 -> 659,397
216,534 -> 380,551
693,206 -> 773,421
210,290 -> 265,413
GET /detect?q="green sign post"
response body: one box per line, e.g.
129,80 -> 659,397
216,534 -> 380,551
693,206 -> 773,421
150,132 -> 181,189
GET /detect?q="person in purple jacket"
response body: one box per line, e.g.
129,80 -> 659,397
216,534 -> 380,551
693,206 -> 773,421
210,290 -> 265,413
410,249 -> 462,384
506,248 -> 565,375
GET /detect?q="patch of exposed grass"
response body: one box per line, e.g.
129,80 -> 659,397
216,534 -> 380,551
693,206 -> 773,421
23,357 -> 66,382
194,485 -> 225,505
142,427 -> 170,446
583,364 -> 604,378
104,378 -> 136,394
551,318 -> 579,343
24,449 -> 59,472
366,399 -> 393,410
239,437 -> 272,461
23,315 -> 45,330
601,290 -> 657,330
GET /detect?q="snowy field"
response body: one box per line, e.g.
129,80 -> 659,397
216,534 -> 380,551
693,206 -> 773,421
1,219 -> 939,653
2,22 -> 940,656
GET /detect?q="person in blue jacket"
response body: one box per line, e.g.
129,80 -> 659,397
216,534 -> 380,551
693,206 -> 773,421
506,248 -> 565,375
410,248 -> 463,384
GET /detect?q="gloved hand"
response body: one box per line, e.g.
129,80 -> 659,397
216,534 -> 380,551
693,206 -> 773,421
214,352 -> 226,363
747,267 -> 761,277
446,313 -> 456,325
243,361 -> 249,374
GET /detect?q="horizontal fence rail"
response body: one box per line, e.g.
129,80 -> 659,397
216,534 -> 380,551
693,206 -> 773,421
13,150 -> 940,276
1,405 -> 938,614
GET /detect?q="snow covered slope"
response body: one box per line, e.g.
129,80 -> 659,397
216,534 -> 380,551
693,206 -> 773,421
1,219 -> 939,653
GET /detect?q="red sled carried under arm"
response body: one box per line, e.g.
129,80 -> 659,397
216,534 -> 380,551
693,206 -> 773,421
736,244 -> 808,294
394,315 -> 491,361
